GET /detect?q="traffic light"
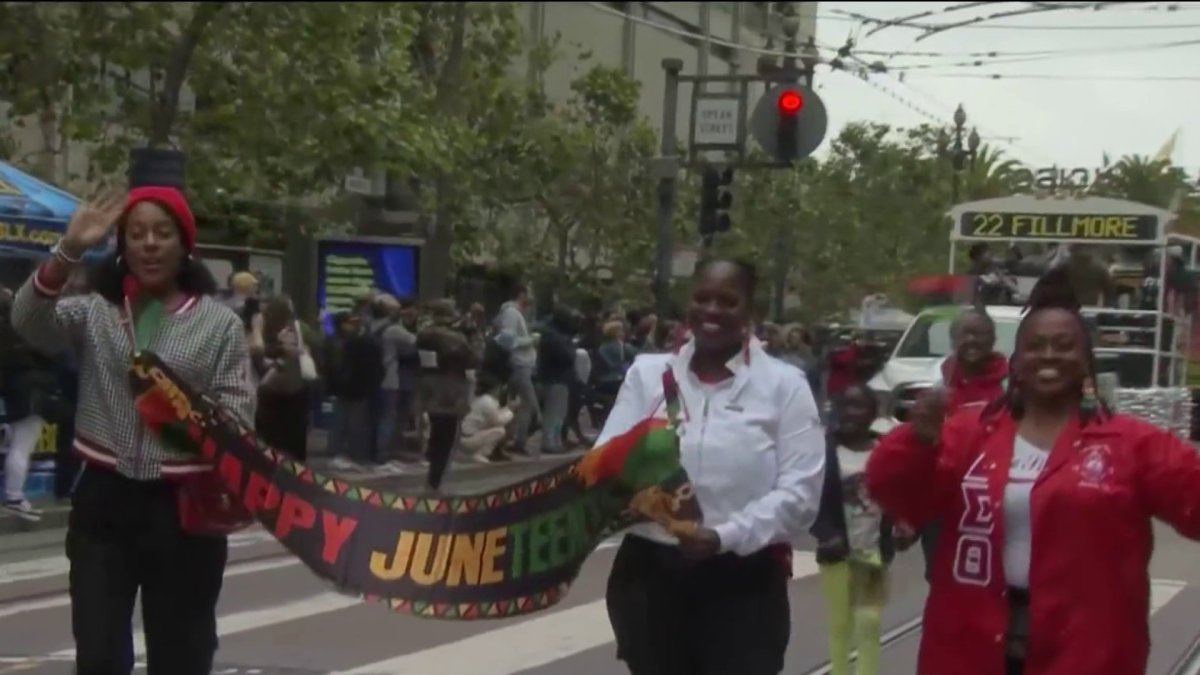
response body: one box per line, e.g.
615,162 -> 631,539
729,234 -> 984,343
749,84 -> 828,164
700,166 -> 734,237
776,88 -> 803,163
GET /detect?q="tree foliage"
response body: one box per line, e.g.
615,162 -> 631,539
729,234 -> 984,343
4,4 -> 1197,315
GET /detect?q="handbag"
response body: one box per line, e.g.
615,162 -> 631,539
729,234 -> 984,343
176,469 -> 255,536
126,296 -> 253,536
294,320 -> 319,382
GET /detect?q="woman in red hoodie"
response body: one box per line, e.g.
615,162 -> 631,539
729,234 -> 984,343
866,268 -> 1200,675
918,308 -> 1009,579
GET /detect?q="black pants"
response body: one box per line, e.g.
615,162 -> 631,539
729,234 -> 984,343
255,389 -> 311,461
606,536 -> 791,675
920,519 -> 941,582
68,465 -> 228,675
425,413 -> 459,490
1005,587 -> 1029,675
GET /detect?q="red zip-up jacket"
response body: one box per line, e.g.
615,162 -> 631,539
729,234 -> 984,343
940,352 -> 1007,414
866,408 -> 1200,675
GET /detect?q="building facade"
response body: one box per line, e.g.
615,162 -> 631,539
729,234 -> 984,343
524,2 -> 818,142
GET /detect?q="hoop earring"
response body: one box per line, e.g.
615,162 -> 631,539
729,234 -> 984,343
1080,376 -> 1098,415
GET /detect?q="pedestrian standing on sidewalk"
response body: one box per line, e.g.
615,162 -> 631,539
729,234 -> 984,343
537,307 -> 577,456
10,186 -> 255,675
250,294 -> 319,461
370,294 -> 419,471
0,291 -> 58,521
416,300 -> 475,491
322,312 -> 383,471
494,283 -> 541,456
867,267 -> 1200,675
602,257 -> 825,675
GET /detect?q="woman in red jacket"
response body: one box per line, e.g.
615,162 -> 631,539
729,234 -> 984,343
919,308 -> 1009,579
866,267 -> 1200,675
938,308 -> 1008,413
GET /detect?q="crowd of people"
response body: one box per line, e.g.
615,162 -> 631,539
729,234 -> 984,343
3,177 -> 1200,675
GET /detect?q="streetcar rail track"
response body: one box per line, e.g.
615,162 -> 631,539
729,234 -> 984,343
799,615 -> 923,675
1166,629 -> 1200,675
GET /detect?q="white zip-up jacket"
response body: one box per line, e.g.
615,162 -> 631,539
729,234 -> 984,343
596,337 -> 825,556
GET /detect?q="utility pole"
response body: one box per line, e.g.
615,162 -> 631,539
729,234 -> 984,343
647,9 -> 829,318
654,59 -> 683,320
771,2 -> 806,322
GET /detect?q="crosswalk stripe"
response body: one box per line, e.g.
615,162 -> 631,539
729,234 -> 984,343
48,591 -> 362,660
1152,579 -> 1186,613
0,557 -> 301,620
333,551 -> 819,675
0,528 -> 278,587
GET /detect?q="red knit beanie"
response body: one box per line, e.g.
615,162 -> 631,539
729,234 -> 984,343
120,186 -> 197,252
118,186 -> 197,300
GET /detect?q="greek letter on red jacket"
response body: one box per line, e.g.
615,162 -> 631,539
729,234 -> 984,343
865,408 -> 1200,675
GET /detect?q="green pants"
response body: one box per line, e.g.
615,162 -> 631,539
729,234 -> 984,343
819,560 -> 887,675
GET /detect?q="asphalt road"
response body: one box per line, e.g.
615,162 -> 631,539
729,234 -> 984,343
2,466 -> 1200,675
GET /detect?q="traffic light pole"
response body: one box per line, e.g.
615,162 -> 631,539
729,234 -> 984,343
654,59 -> 683,321
651,55 -> 826,319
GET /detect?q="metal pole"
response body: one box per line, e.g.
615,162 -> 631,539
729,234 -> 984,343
729,2 -> 743,93
769,2 -> 802,320
655,58 -> 683,320
698,2 -> 711,77
1152,245 -> 1169,386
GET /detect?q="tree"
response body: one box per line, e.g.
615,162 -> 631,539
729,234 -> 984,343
713,122 -> 1024,320
0,3 -> 132,183
1,3 -> 426,240
398,2 -> 530,299
514,65 -> 659,303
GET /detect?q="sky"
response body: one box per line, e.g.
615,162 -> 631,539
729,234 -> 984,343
810,1 -> 1200,175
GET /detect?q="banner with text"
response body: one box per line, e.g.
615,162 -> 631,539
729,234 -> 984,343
128,352 -> 700,620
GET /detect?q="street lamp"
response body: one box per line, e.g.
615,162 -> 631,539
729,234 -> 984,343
950,104 -> 978,203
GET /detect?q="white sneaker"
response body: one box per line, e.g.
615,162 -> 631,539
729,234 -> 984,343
471,452 -> 492,464
328,456 -> 357,471
3,500 -> 42,522
381,461 -> 409,475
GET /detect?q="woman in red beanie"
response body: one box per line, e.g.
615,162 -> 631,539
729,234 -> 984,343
10,186 -> 254,674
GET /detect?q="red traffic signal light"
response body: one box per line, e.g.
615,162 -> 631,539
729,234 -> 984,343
777,89 -> 804,117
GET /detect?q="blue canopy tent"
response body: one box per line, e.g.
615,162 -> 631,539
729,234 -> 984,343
0,161 -> 110,259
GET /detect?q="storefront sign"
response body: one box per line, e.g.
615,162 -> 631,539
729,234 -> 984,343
1011,166 -> 1113,192
129,352 -> 701,620
958,211 -> 1159,242
0,221 -> 60,249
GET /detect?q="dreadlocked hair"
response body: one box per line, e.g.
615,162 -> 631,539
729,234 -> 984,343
982,265 -> 1110,424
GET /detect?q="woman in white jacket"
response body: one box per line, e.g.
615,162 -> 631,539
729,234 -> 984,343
458,371 -> 515,463
601,257 -> 826,675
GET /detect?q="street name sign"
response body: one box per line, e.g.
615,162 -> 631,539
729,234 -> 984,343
692,95 -> 740,150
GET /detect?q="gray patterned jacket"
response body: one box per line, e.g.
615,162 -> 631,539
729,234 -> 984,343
12,268 -> 256,481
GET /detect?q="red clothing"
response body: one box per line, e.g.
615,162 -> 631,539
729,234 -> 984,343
866,409 -> 1200,675
826,344 -> 860,397
941,352 -> 1007,414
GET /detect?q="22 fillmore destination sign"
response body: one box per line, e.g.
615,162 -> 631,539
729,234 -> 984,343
958,211 -> 1159,242
128,352 -> 701,620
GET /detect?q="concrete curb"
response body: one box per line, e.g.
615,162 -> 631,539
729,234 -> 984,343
0,455 -> 574,551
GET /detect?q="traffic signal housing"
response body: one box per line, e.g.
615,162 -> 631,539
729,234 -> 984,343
749,83 -> 828,164
699,166 -> 734,237
776,88 -> 803,163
